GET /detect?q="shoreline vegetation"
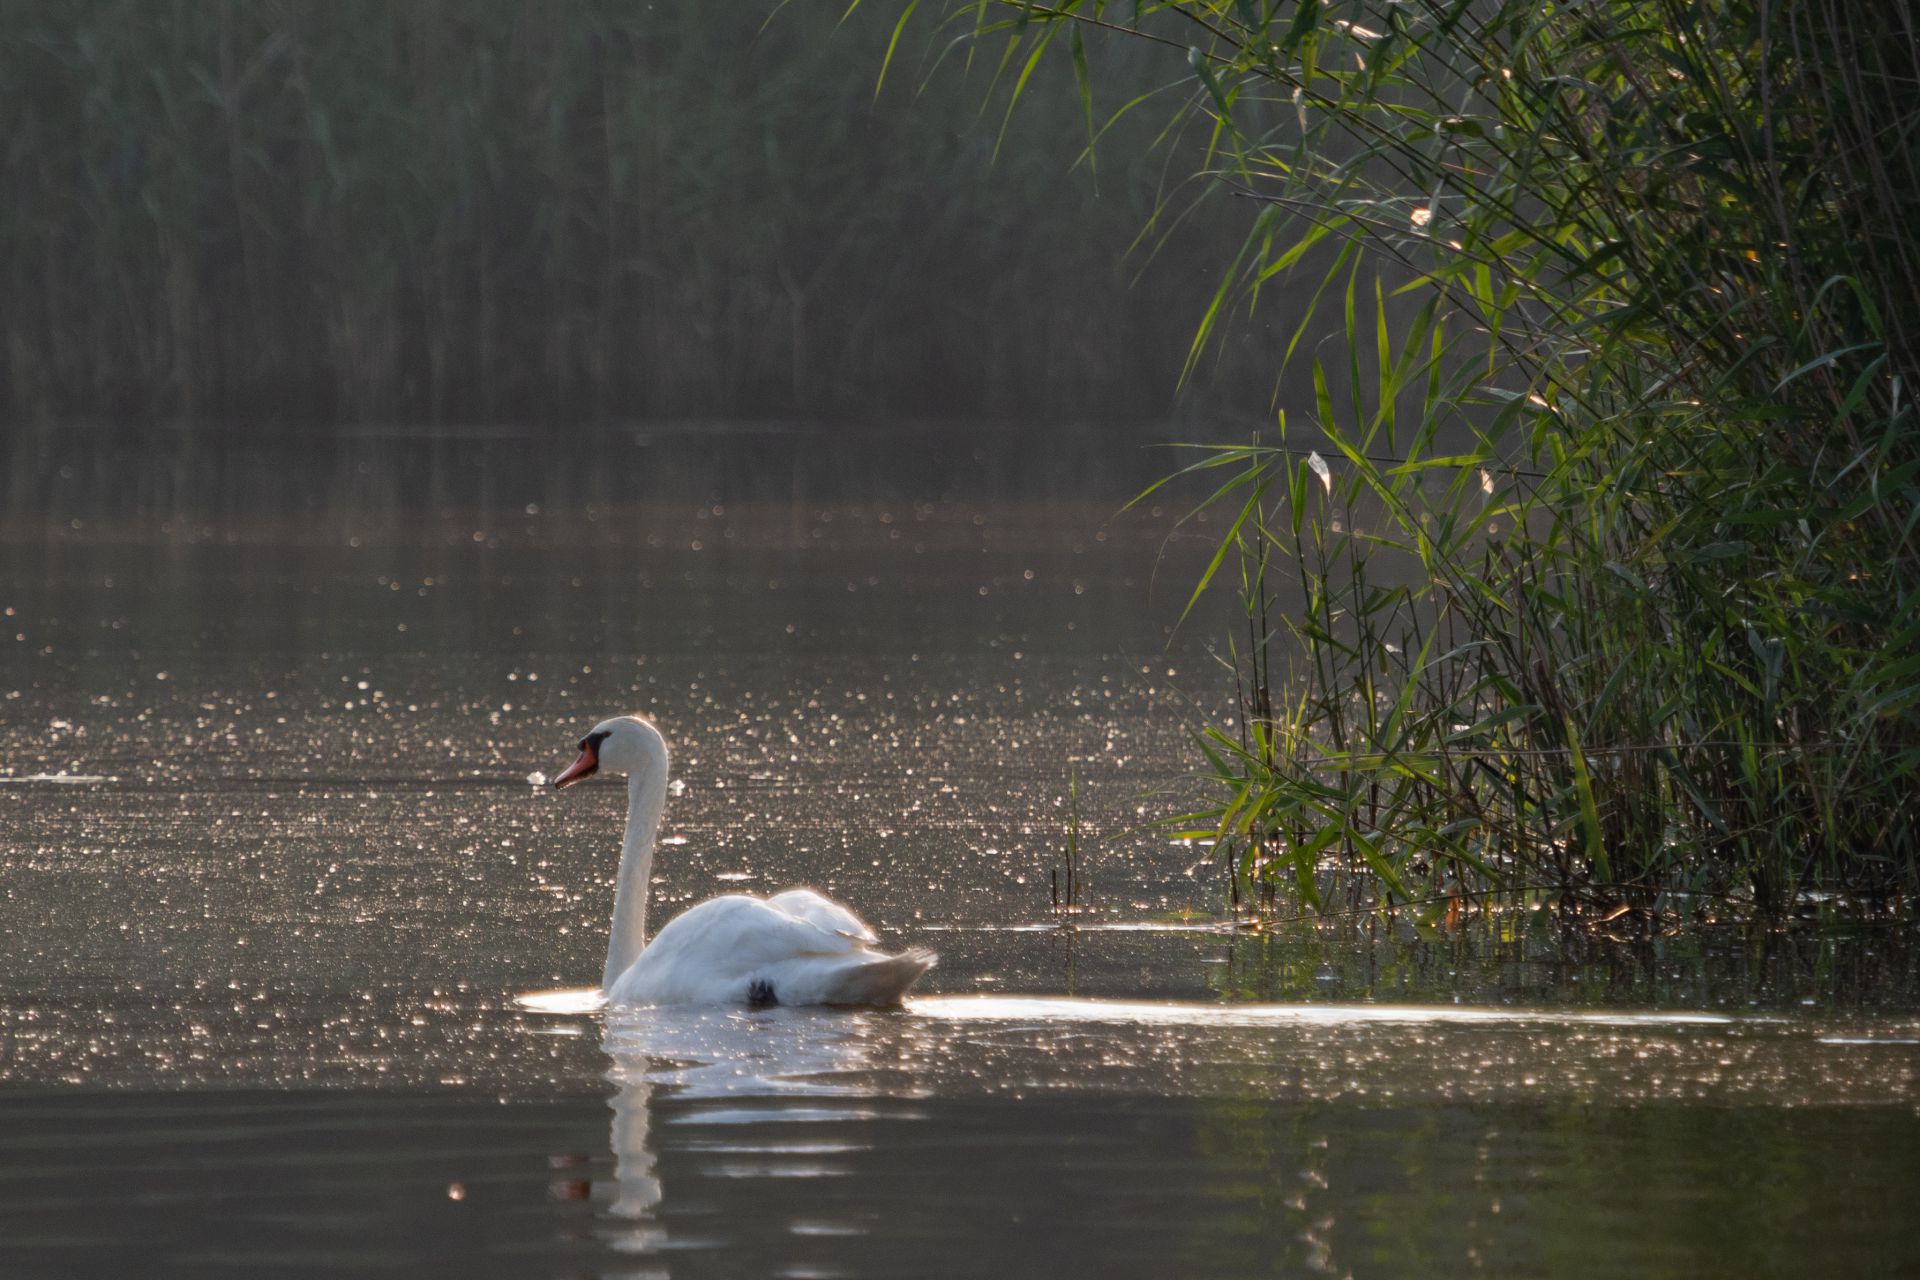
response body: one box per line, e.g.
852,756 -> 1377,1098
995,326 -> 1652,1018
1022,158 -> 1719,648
0,0 -> 1265,431
929,0 -> 1919,928
6,1 -> 1913,932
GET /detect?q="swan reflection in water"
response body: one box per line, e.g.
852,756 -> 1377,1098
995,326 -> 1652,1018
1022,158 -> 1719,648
602,1064 -> 660,1232
515,991 -> 1772,1269
531,988 -> 1756,1221
587,998 -> 905,1260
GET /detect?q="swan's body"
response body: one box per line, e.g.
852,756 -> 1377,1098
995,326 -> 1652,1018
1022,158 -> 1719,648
552,715 -> 933,1007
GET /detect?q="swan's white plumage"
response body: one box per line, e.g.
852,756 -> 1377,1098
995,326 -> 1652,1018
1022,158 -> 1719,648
609,892 -> 924,1005
556,716 -> 933,1008
763,888 -> 879,943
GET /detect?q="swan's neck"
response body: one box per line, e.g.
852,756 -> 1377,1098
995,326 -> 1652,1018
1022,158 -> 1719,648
605,769 -> 665,990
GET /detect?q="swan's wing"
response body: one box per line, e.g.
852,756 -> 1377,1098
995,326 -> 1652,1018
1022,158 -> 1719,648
651,895 -> 864,964
765,888 -> 879,944
617,895 -> 868,1003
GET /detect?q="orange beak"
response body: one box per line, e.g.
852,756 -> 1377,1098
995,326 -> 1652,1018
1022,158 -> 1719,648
552,740 -> 599,790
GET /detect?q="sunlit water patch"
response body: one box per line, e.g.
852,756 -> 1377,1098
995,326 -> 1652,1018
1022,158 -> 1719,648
4,534 -> 1920,1277
0,772 -> 117,784
910,993 -> 1746,1026
593,995 -> 1919,1108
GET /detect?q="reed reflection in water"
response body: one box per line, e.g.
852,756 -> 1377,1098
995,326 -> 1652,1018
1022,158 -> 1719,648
525,994 -> 1920,1278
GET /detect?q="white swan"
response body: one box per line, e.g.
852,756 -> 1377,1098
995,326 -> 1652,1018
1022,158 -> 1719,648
550,715 -> 935,1007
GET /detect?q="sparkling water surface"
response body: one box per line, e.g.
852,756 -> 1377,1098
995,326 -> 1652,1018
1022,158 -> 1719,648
3,514 -> 1917,1278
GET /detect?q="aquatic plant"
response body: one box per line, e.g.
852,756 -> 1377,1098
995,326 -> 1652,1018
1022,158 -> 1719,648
1050,765 -> 1086,921
935,0 -> 1920,923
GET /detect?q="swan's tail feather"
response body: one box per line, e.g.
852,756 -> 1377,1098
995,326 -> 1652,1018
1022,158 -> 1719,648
748,947 -> 936,1008
822,947 -> 936,1007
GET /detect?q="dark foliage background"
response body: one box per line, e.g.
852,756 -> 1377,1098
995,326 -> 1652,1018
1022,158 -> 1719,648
1,0 -> 1266,434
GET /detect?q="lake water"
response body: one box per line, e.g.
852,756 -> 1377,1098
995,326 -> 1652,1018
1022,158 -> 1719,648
3,505 -> 1918,1277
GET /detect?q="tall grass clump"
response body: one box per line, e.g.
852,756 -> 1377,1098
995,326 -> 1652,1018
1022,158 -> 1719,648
936,0 -> 1919,924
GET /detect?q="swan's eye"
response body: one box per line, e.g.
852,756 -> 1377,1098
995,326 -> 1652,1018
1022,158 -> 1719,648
581,731 -> 611,752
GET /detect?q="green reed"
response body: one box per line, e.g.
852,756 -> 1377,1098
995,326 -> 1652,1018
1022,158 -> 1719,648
1051,765 -> 1085,921
937,0 -> 1919,923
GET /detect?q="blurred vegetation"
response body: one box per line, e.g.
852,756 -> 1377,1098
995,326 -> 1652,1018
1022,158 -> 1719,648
944,0 -> 1920,922
0,0 -> 1268,431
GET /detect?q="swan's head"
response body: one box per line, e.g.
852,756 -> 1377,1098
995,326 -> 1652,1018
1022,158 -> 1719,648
551,715 -> 668,790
